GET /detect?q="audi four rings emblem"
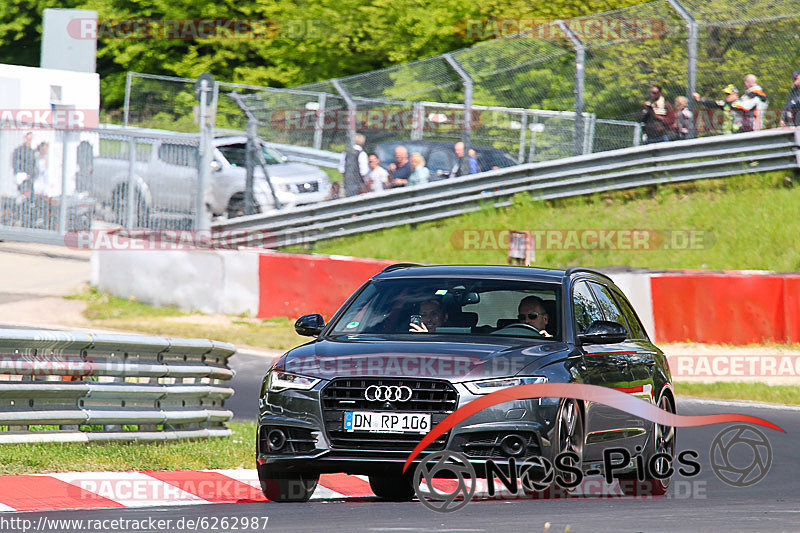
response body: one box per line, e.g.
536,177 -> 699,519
364,385 -> 413,402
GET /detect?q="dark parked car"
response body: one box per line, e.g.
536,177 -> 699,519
257,265 -> 675,501
373,141 -> 518,179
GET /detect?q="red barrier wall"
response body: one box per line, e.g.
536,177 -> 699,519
651,273 -> 800,344
258,252 -> 395,320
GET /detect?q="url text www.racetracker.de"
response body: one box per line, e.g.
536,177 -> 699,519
0,515 -> 269,533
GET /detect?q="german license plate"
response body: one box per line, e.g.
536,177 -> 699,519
343,411 -> 430,434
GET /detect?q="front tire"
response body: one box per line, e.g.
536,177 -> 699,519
369,474 -> 415,501
259,473 -> 319,502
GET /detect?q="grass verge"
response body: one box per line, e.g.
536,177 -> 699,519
0,422 -> 256,475
674,382 -> 800,405
303,170 -> 800,270
67,287 -> 302,352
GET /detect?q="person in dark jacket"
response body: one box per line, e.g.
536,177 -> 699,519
780,69 -> 800,127
637,86 -> 677,144
12,132 -> 37,180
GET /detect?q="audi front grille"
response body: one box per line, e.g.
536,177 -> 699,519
321,378 -> 458,452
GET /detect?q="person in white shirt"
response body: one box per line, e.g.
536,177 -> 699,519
363,153 -> 389,193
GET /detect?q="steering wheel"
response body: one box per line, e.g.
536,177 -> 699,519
491,323 -> 545,336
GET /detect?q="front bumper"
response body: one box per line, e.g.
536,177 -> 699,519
257,381 -> 560,477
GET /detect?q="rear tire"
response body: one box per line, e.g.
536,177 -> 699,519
259,474 -> 319,502
617,392 -> 676,497
369,474 -> 416,501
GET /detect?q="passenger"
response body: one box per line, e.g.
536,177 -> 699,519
388,145 -> 411,187
406,152 -> 430,186
409,299 -> 447,333
517,295 -> 552,337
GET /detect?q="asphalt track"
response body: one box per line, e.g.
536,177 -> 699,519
9,351 -> 800,533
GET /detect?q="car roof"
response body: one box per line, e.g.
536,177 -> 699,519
373,264 -> 567,281
373,264 -> 616,284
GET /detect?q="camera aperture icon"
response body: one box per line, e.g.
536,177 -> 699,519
710,424 -> 772,487
413,451 -> 476,512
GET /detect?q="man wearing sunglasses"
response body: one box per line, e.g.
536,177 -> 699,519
517,296 -> 552,337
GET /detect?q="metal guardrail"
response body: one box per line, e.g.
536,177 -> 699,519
212,129 -> 800,248
0,329 -> 236,444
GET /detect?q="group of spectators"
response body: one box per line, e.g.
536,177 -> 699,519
638,70 -> 800,143
334,135 -> 481,198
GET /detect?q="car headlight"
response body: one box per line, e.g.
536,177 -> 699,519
267,371 -> 320,392
463,376 -> 547,395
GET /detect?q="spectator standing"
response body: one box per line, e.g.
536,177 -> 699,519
363,153 -> 389,193
338,132 -> 368,196
741,74 -> 768,130
467,148 -> 480,174
674,96 -> 694,140
12,132 -> 37,184
780,69 -> 800,127
637,86 -> 677,144
693,85 -> 746,134
388,145 -> 411,187
407,152 -> 430,186
450,141 -> 469,177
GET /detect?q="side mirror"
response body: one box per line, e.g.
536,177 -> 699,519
295,314 -> 325,337
578,320 -> 627,345
210,160 -> 222,172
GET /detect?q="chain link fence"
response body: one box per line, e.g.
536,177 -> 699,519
120,0 -> 800,197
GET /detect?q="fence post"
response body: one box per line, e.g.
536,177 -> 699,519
125,135 -> 136,228
556,21 -> 585,157
444,53 -> 473,174
518,111 -> 528,162
528,114 -> 539,162
331,79 -> 360,197
58,131 -> 71,235
195,74 -> 216,231
667,0 -> 697,104
633,123 -> 642,147
245,118 -> 257,216
313,92 -> 327,151
123,71 -> 132,128
411,102 -> 425,141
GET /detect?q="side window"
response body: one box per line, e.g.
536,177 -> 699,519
588,282 -> 627,332
572,281 -> 603,334
611,289 -> 649,340
217,144 -> 247,167
158,144 -> 198,167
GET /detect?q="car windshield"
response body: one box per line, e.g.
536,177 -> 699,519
328,278 -> 561,341
216,142 -> 285,166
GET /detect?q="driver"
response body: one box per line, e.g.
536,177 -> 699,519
410,298 -> 447,333
517,296 -> 552,338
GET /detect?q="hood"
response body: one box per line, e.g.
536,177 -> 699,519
264,162 -> 327,183
275,336 -> 573,382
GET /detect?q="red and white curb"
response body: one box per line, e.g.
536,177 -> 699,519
0,470 -> 376,512
0,469 -> 636,512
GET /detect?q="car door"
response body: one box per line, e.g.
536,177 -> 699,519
149,142 -> 199,212
609,287 -> 660,403
587,281 -> 652,451
572,280 -> 638,462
